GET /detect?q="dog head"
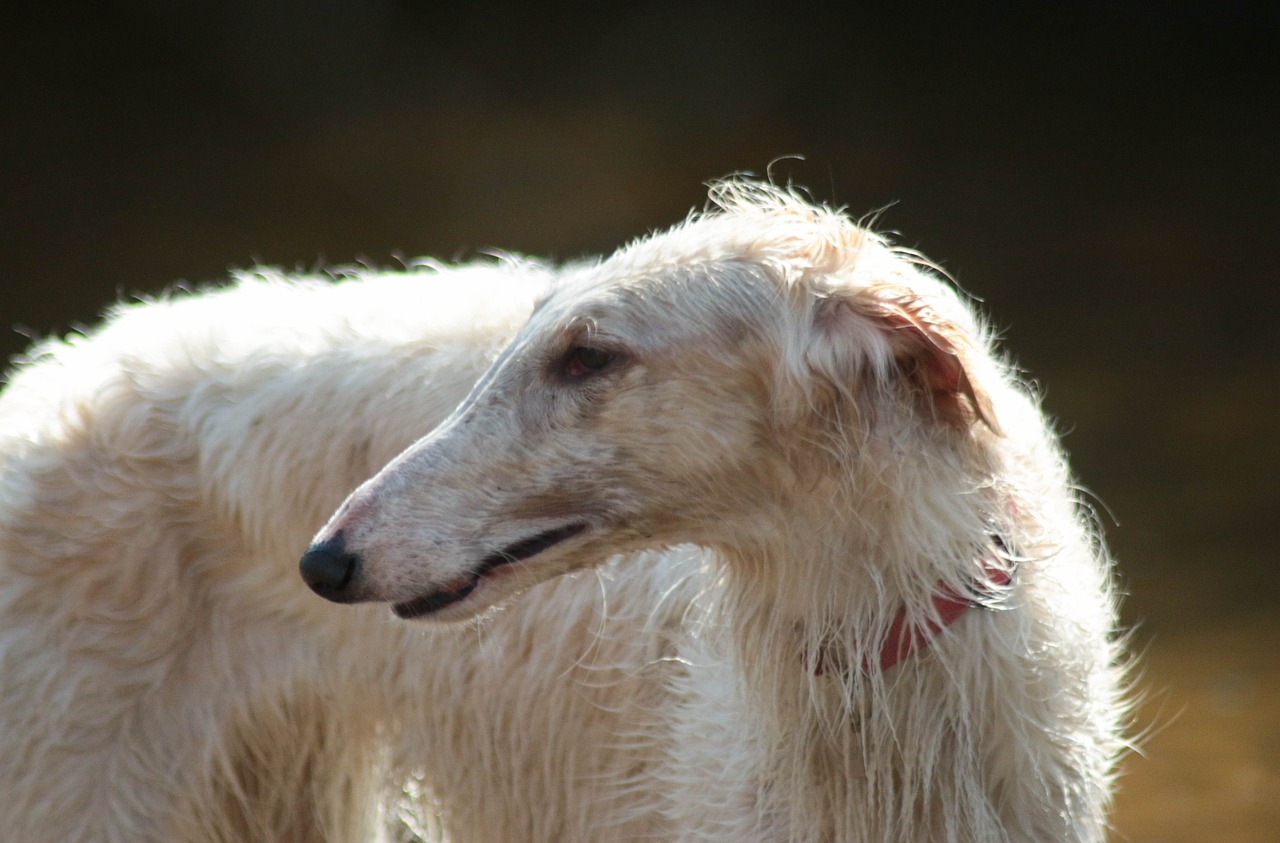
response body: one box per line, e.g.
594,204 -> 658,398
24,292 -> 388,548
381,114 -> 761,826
300,180 -> 1002,621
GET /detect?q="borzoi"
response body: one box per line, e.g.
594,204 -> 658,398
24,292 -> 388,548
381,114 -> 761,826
0,179 -> 1126,842
304,180 -> 1129,841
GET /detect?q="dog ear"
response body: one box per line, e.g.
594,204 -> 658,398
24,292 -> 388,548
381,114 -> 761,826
811,288 -> 1003,435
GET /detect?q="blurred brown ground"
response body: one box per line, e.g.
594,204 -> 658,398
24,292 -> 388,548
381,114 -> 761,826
2,3 -> 1277,840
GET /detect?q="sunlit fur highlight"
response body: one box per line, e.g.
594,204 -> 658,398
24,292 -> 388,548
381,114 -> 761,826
0,263 -> 693,841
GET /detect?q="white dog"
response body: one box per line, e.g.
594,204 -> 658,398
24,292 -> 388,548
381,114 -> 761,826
305,180 -> 1129,841
1,180 -> 1127,842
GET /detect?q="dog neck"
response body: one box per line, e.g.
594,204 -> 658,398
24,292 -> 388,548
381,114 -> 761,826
804,533 -> 1015,676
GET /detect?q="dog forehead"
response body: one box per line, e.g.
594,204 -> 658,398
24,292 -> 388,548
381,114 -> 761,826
534,257 -> 782,345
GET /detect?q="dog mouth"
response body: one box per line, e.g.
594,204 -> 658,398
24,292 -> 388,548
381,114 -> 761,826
391,522 -> 589,619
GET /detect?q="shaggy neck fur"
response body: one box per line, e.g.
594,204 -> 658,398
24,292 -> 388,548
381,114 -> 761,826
700,393 -> 1083,842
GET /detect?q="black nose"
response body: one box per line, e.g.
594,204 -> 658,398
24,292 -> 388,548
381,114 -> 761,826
299,532 -> 361,602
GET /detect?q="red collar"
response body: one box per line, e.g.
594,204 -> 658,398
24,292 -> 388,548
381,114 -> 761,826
808,536 -> 1015,676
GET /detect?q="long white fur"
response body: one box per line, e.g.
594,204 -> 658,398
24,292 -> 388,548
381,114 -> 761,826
0,261 -> 687,841
0,180 -> 1127,842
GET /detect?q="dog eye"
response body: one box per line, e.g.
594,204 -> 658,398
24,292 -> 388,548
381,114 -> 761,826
563,345 -> 615,377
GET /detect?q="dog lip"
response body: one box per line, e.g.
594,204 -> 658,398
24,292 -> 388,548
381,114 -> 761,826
391,575 -> 481,618
391,522 -> 590,620
477,521 -> 589,573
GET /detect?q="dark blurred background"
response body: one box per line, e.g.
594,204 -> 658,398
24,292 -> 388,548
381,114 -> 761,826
3,2 -> 1276,839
